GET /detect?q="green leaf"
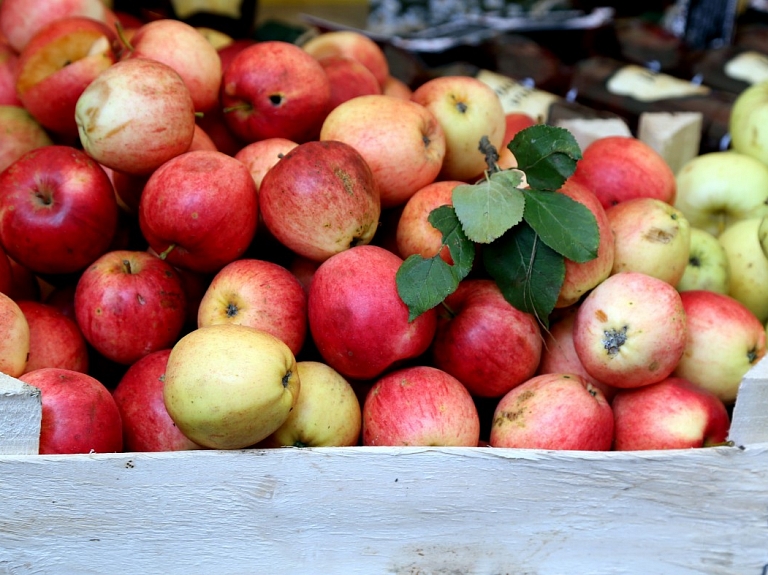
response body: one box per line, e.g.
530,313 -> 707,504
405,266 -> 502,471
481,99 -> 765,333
395,206 -> 475,321
483,221 -> 565,328
523,189 -> 599,263
508,125 -> 582,191
452,173 -> 525,244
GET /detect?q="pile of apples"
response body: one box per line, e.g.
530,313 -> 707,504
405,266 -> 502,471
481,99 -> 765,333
1,0 -> 766,456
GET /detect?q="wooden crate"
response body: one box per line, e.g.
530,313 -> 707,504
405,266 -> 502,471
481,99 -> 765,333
1,361 -> 767,575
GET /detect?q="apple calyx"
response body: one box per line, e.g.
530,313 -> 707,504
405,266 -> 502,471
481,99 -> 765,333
282,371 -> 292,388
603,326 -> 628,356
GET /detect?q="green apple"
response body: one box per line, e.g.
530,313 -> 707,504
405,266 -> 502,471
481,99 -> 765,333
676,227 -> 730,294
163,324 -> 301,450
674,150 -> 768,237
730,79 -> 768,167
718,217 -> 768,323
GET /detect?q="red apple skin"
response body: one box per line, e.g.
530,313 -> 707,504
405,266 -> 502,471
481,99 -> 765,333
17,300 -> 88,373
20,367 -> 123,454
432,279 -> 542,398
301,30 -> 389,88
104,167 -> 148,215
308,245 -> 437,381
197,258 -> 307,357
122,19 -> 222,114
489,373 -> 614,450
396,180 -> 465,264
221,41 -> 331,144
112,349 -> 203,452
234,137 -> 298,192
44,283 -> 77,321
74,250 -> 187,365
15,16 -> 117,140
0,243 -> 12,296
502,112 -> 537,147
317,54 -> 382,112
382,75 -> 412,100
0,44 -> 21,106
288,255 -> 320,297
555,178 -> 615,308
6,257 -> 42,302
259,140 -> 381,262
188,124 -> 217,153
0,145 -> 119,275
570,136 -> 677,209
195,105 -> 246,157
612,376 -> 730,451
0,105 -> 54,173
138,150 -> 258,274
362,365 -> 480,447
217,38 -> 256,73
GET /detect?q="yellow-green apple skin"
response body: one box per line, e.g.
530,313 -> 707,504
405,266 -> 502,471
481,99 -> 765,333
163,324 -> 301,450
729,79 -> 768,167
718,217 -> 768,323
676,227 -> 730,294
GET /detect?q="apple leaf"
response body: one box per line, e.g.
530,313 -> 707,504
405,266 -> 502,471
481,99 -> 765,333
396,206 -> 475,321
523,189 -> 599,263
451,170 -> 526,244
508,125 -> 582,191
483,220 -> 565,328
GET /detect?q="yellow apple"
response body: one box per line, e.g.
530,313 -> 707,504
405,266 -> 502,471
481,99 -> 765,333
718,217 -> 768,323
0,291 -> 30,377
676,227 -> 730,294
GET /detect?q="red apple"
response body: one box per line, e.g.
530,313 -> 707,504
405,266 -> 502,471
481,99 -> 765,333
121,18 -> 221,113
259,140 -> 381,262
74,250 -> 187,365
570,136 -> 677,209
0,290 -> 29,376
187,124 -> 217,152
17,300 -> 88,373
0,243 -> 12,296
6,257 -> 42,302
0,105 -> 53,174
362,365 -> 480,446
320,94 -> 446,208
612,376 -> 730,450
317,54 -> 382,112
431,279 -> 542,398
44,283 -> 77,321
195,104 -> 245,157
197,258 -> 307,357
0,43 -> 21,106
75,57 -> 196,176
112,348 -> 203,452
573,272 -> 688,389
19,367 -> 123,454
221,41 -> 331,144
0,145 -> 119,275
217,38 -> 256,73
15,16 -> 117,140
489,372 -> 614,450
234,137 -> 298,192
138,150 -> 258,274
288,254 -> 320,296
382,75 -> 412,100
308,245 -> 437,380
103,166 -> 148,215
502,112 -> 537,147
301,30 -> 389,88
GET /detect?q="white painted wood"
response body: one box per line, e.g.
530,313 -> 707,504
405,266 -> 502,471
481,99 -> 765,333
1,445 -> 767,575
0,372 -> 40,455
729,358 -> 768,446
554,117 -> 632,152
637,111 -> 703,175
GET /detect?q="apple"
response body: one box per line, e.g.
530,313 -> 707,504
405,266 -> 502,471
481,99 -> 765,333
676,226 -> 730,294
431,279 -> 542,398
288,254 -> 320,296
606,197 -> 691,287
19,367 -> 123,454
163,324 -> 301,450
15,16 -> 117,140
44,283 -> 77,321
502,112 -> 537,147
112,348 -> 203,452
555,178 -> 615,308
194,26 -> 233,50
261,360 -> 362,448
0,43 -> 22,106
308,245 -> 437,381
121,19 -> 221,114
103,167 -> 147,215
0,145 -> 119,275
381,75 -> 412,100
489,372 -> 614,450
197,258 -> 307,357
0,291 -> 29,377
718,217 -> 768,323
674,150 -> 768,237
573,271 -> 688,389
612,376 -> 730,450
0,0 -> 115,53
301,30 -> 389,88
188,124 -> 217,152
0,105 -> 53,173
0,243 -> 12,296
320,94 -> 446,209
570,135 -> 676,209
138,150 -> 258,274
259,140 -> 381,262
217,38 -> 256,73
673,289 -> 766,403
234,137 -> 298,192
6,257 -> 42,302
362,365 -> 480,447
17,300 -> 88,373
729,78 -> 768,167
195,104 -> 246,157
221,41 -> 331,144
411,75 -> 506,181
396,180 -> 465,264
74,249 -> 187,365
317,54 -> 382,112
75,57 -> 196,176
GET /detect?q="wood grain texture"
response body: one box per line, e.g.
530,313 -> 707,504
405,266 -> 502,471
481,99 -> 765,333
729,357 -> 768,445
0,373 -> 41,455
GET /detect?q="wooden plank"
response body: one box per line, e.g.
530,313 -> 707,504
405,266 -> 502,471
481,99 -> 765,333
729,358 -> 768,446
637,111 -> 703,175
0,445 -> 767,574
555,117 -> 633,152
0,372 -> 41,455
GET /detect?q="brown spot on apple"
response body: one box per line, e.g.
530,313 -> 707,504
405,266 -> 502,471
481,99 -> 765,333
334,167 -> 354,196
648,360 -> 659,371
595,309 -> 608,322
644,227 -> 674,244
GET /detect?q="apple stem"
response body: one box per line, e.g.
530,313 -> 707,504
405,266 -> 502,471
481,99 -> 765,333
114,20 -> 134,53
121,259 -> 132,274
478,135 -> 501,174
157,244 -> 176,260
439,301 -> 457,318
223,103 -> 252,114
194,112 -> 204,119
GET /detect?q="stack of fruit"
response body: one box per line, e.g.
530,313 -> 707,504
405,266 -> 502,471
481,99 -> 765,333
0,0 -> 766,456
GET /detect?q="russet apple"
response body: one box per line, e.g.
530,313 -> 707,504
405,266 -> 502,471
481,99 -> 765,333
301,30 -> 389,88
163,324 -> 301,450
0,291 -> 29,377
17,300 -> 88,374
676,226 -> 730,294
0,105 -> 53,173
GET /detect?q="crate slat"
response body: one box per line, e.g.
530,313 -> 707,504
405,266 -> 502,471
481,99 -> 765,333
0,372 -> 41,455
